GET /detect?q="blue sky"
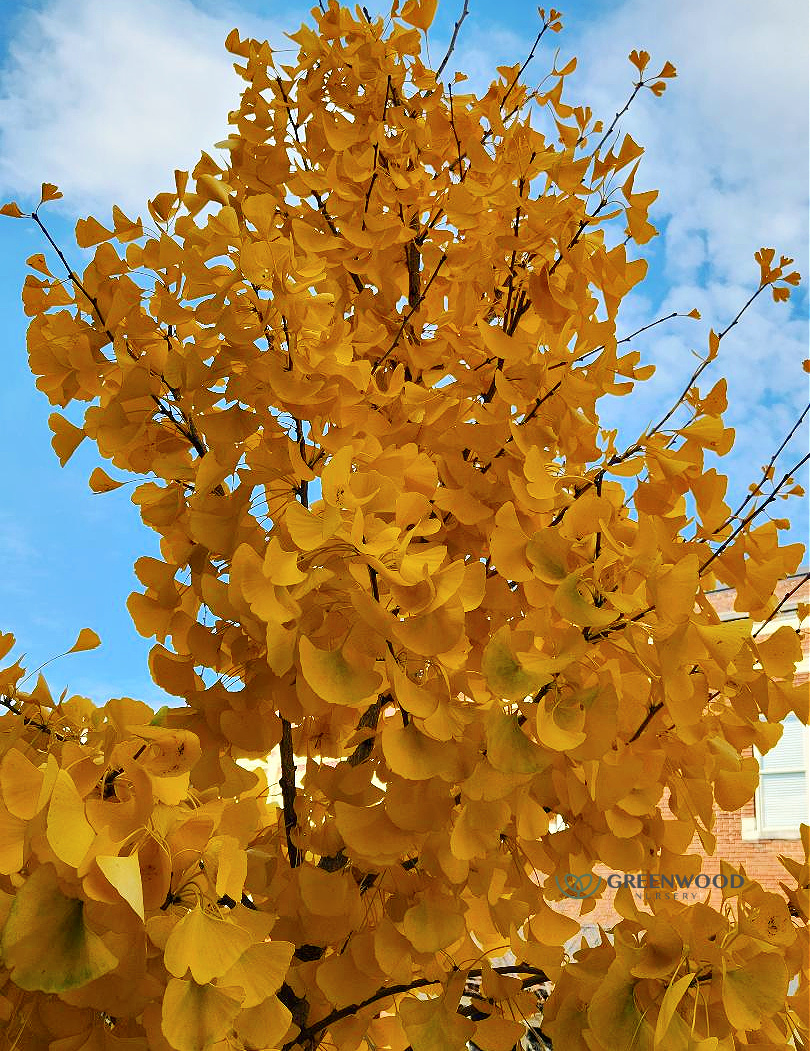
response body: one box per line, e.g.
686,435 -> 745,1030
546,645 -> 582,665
0,0 -> 807,705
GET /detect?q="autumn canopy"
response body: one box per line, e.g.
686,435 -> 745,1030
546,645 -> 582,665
0,1 -> 807,1049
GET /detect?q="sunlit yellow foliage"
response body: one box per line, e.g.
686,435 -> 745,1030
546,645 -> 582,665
0,1 -> 807,1049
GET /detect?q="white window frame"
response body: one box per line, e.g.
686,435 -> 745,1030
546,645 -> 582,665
708,599 -> 809,842
742,714 -> 809,841
740,605 -> 809,841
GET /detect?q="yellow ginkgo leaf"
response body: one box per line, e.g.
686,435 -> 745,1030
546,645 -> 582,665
163,903 -> 253,984
128,725 -> 202,777
648,555 -> 698,625
694,621 -> 750,666
400,0 -> 439,31
381,719 -> 464,782
234,994 -> 293,1050
316,948 -> 381,1009
713,758 -> 758,811
47,768 -> 95,867
587,959 -> 652,1050
39,182 -> 62,203
68,627 -> 101,653
631,922 -> 683,979
89,467 -> 125,493
482,627 -> 547,702
485,707 -> 548,774
529,897 -> 581,946
389,661 -> 440,718
333,801 -> 414,865
399,974 -> 474,1051
1,864 -> 118,992
96,852 -> 144,920
472,1015 -> 527,1051
721,954 -> 787,1031
755,624 -> 802,678
526,527 -> 569,583
653,971 -> 694,1048
0,807 -> 26,874
49,413 -> 86,466
489,503 -> 533,582
75,215 -> 113,247
553,571 -> 617,629
299,636 -> 382,707
0,748 -> 56,820
220,940 -> 295,1008
299,865 -> 356,918
738,890 -> 796,948
450,799 -> 509,861
161,977 -> 241,1051
536,696 -> 587,752
263,535 -> 306,586
139,834 -> 173,913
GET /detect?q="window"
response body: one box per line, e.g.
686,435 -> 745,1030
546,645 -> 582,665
743,714 -> 809,840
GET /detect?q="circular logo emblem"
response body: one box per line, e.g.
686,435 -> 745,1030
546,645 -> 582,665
554,873 -> 603,899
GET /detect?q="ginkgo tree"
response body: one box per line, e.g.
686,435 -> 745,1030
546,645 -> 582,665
0,1 -> 808,1049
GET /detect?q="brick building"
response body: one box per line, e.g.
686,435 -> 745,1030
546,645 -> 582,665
563,572 -> 809,929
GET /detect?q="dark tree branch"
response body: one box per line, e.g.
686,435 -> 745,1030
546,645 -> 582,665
281,977 -> 439,1051
274,74 -> 364,294
628,702 -> 665,743
280,718 -> 301,867
717,401 -> 810,535
372,253 -> 447,372
282,964 -> 550,1051
700,452 -> 810,575
0,695 -> 66,740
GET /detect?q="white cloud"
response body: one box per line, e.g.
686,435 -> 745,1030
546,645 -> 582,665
0,0 -> 299,215
555,0 -> 809,527
564,0 -> 807,280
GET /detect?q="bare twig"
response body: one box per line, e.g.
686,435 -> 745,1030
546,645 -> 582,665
435,0 -> 470,81
700,452 -> 810,576
589,81 -> 644,158
549,197 -> 608,276
31,211 -> 115,342
405,213 -> 422,309
644,282 -> 768,443
281,977 -> 440,1051
477,380 -> 564,474
448,83 -> 466,181
717,401 -> 810,534
752,572 -> 810,639
502,16 -> 555,112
